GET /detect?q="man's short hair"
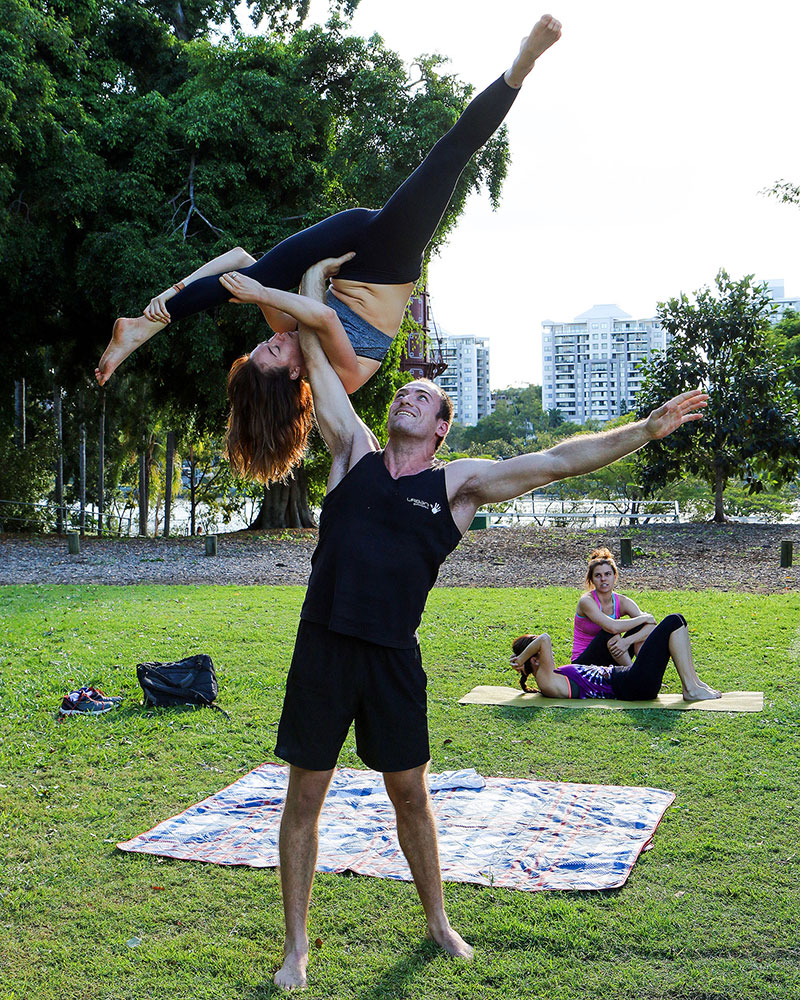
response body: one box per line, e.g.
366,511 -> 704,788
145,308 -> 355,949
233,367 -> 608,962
415,379 -> 453,451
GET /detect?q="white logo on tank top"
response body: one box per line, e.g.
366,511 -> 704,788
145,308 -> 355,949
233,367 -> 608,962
407,497 -> 441,514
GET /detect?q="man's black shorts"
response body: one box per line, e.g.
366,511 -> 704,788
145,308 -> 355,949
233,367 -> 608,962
274,620 -> 430,772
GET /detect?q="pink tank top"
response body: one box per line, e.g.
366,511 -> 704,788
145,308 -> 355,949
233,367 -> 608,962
572,591 -> 619,661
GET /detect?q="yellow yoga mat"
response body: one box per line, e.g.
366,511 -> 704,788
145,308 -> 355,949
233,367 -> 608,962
459,686 -> 763,713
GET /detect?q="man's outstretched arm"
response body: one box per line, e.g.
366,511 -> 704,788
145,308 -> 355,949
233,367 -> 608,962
295,260 -> 377,486
446,390 -> 708,531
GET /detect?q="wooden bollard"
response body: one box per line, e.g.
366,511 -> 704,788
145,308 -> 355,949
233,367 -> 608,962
67,532 -> 80,555
780,540 -> 793,568
620,538 -> 633,567
205,534 -> 218,557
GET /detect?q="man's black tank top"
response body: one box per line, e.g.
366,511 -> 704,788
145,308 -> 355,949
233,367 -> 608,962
301,450 -> 463,648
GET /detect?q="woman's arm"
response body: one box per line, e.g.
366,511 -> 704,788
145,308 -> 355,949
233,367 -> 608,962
608,620 -> 658,660
519,634 -> 572,698
143,247 -> 264,325
609,595 -> 656,657
578,594 -> 655,635
509,633 -> 548,670
220,266 -> 366,394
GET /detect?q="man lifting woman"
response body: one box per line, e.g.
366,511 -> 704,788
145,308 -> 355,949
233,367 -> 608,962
96,16 -> 564,483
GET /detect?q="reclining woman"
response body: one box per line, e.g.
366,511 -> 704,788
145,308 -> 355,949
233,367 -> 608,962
95,16 -> 563,482
572,546 -> 659,668
509,617 -> 721,702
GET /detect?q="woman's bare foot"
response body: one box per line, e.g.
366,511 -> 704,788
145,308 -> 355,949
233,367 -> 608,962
505,14 -> 563,88
274,943 -> 309,991
426,923 -> 475,960
682,681 -> 722,701
95,315 -> 165,385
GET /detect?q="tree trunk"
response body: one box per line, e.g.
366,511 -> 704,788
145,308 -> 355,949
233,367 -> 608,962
98,390 -> 105,536
189,443 -> 197,536
250,465 -> 315,529
170,2 -> 191,42
14,379 -> 25,448
79,424 -> 86,536
153,493 -> 162,537
164,431 -> 175,536
138,452 -> 148,536
713,463 -> 727,523
144,442 -> 152,534
53,386 -> 64,534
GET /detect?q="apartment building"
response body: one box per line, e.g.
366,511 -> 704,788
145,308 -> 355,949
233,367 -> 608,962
541,305 -> 669,423
767,279 -> 800,320
434,334 -> 493,427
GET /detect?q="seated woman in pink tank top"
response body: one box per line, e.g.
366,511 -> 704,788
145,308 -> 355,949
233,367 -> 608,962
571,547 -> 657,666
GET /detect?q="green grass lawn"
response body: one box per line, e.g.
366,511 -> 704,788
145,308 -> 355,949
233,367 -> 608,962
2,585 -> 799,1000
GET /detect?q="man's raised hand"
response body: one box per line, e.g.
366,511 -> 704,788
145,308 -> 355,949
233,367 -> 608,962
646,389 -> 709,441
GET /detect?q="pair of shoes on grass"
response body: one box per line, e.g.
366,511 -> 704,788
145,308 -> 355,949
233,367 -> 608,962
58,686 -> 123,716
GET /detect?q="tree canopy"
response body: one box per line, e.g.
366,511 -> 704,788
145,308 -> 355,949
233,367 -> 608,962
635,270 -> 800,522
444,384 -> 580,458
1,0 -> 511,528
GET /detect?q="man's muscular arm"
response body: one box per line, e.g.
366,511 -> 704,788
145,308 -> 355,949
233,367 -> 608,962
446,390 -> 708,533
296,260 -> 377,487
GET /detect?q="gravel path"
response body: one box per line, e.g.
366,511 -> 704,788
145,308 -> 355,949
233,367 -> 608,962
3,523 -> 799,593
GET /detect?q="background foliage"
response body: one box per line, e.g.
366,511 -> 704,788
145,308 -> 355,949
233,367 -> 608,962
0,0 -> 510,528
635,271 -> 800,522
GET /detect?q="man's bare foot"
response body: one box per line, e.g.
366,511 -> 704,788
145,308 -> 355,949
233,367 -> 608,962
505,14 -> 563,88
95,315 -> 164,385
274,945 -> 309,991
426,923 -> 475,960
682,682 -> 722,701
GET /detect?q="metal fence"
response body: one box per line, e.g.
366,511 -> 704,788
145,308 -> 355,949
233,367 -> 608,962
476,496 -> 681,527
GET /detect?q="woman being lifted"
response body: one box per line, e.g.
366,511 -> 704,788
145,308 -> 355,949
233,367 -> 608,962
95,16 -> 563,483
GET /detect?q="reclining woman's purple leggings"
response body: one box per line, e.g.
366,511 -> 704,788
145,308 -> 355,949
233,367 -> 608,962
610,614 -> 688,700
166,75 -> 518,322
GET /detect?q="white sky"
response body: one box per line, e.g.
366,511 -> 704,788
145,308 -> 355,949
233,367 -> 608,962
284,1 -> 800,387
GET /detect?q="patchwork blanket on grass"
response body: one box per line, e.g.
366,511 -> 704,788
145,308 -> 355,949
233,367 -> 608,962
118,765 -> 674,892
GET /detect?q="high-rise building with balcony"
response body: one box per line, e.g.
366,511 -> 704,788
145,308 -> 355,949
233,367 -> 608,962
434,334 -> 493,426
541,305 -> 670,423
766,279 -> 800,320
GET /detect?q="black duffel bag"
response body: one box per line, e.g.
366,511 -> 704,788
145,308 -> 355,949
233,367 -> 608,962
136,655 -> 228,717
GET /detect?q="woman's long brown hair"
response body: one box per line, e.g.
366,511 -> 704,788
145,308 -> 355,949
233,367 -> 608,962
512,634 -> 539,693
226,355 -> 314,484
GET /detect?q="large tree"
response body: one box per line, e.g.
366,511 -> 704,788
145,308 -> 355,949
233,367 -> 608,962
1,0 -> 510,527
772,309 -> 800,370
635,270 -> 800,522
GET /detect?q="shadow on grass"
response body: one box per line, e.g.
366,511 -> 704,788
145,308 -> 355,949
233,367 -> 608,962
493,703 -> 684,734
244,940 -> 436,1000
55,702 -> 235,725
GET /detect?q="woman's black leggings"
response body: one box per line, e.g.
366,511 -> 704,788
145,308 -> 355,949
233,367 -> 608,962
167,75 -> 518,323
610,614 -> 688,700
573,622 -> 647,667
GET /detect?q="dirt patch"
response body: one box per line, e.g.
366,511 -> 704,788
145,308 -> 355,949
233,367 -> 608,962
2,523 -> 799,593
437,523 -> 800,593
